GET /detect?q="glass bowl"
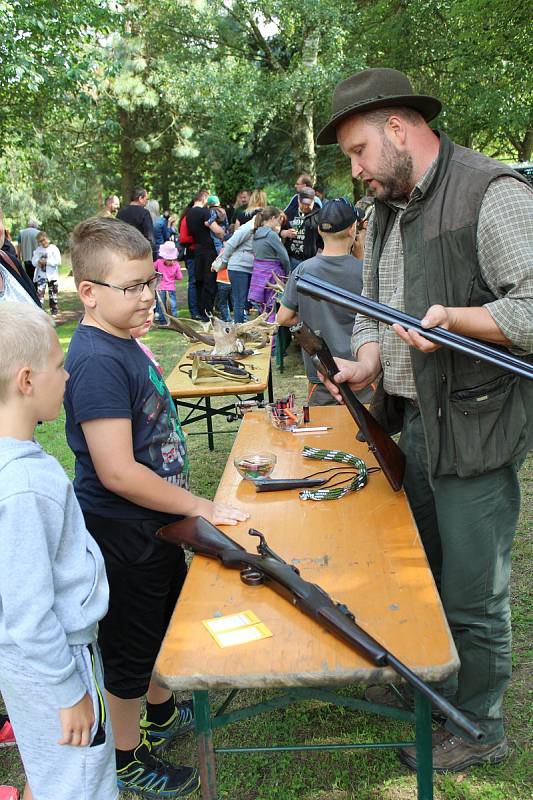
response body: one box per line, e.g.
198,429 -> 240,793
234,452 -> 277,481
265,403 -> 303,432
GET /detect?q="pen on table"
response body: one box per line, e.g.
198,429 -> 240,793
291,426 -> 332,433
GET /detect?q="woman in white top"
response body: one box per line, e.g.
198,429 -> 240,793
31,231 -> 61,316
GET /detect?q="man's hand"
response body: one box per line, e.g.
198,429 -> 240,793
318,353 -> 381,404
280,228 -> 297,239
58,693 -> 95,747
392,304 -> 454,353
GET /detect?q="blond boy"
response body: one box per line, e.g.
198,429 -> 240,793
0,302 -> 117,800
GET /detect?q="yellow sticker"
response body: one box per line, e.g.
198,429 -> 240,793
202,610 -> 272,648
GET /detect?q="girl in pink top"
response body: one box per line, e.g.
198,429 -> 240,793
154,241 -> 183,320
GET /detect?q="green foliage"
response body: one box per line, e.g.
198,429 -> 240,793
0,0 -> 531,234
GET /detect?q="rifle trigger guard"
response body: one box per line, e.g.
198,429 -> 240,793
240,567 -> 264,586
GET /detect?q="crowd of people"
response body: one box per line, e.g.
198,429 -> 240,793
0,65 -> 531,800
94,178 -> 336,329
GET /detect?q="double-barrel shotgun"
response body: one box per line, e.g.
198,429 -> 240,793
295,273 -> 533,381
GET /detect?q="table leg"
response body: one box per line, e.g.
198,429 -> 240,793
414,690 -> 433,800
205,397 -> 214,451
194,690 -> 219,800
267,360 -> 274,403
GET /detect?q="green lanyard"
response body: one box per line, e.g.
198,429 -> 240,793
299,447 -> 370,501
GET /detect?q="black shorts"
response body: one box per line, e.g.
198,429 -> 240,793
84,512 -> 187,699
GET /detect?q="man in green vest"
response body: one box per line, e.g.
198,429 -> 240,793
316,68 -> 533,772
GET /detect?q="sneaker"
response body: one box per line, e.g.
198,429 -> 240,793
400,729 -> 509,772
141,700 -> 195,753
0,717 -> 16,748
364,684 -> 446,723
116,733 -> 199,798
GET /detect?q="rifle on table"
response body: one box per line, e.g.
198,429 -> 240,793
157,516 -> 483,742
291,321 -> 405,492
296,273 -> 533,381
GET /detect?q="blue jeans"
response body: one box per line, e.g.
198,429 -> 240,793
185,257 -> 200,318
228,270 -> 251,323
290,256 -> 303,272
215,283 -> 231,322
159,290 -> 177,316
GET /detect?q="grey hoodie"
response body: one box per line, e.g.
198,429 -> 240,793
0,438 -> 109,707
253,226 -> 290,274
222,218 -> 255,274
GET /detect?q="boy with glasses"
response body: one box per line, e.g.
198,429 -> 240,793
64,217 -> 248,798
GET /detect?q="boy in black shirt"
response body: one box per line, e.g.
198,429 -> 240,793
64,216 -> 248,797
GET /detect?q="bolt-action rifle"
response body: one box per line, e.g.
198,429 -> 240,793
156,516 -> 483,742
291,321 -> 405,491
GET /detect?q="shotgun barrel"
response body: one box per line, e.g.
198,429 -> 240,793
157,517 -> 484,742
296,274 -> 533,381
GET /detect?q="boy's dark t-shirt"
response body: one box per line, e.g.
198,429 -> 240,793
185,206 -> 214,251
64,324 -> 189,521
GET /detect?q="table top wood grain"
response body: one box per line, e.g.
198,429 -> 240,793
155,405 -> 459,690
165,343 -> 272,399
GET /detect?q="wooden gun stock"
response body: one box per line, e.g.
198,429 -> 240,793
291,321 -> 405,491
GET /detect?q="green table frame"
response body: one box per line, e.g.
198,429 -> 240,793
193,685 -> 434,799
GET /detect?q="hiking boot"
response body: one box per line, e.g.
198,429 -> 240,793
0,716 -> 16,748
400,729 -> 509,772
116,733 -> 199,798
364,684 -> 446,723
140,700 -> 195,753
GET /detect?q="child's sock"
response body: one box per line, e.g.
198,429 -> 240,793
116,745 -> 138,769
145,695 -> 175,726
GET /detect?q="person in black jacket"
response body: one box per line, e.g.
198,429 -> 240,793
0,207 -> 40,305
117,188 -> 156,259
281,188 -> 322,271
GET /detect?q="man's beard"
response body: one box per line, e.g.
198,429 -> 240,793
368,135 -> 414,202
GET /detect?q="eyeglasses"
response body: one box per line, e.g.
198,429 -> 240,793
88,273 -> 162,298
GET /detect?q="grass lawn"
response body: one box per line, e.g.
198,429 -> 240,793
1,273 -> 531,799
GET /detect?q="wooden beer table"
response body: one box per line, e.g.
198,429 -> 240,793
155,406 -> 459,800
165,343 -> 274,450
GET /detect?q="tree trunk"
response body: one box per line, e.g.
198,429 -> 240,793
291,32 -> 320,179
119,108 -> 136,203
517,130 -> 533,162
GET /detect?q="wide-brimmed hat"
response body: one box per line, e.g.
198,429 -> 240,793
317,68 -> 442,146
159,241 -> 178,260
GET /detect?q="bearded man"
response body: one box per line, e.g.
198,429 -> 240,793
317,68 -> 533,772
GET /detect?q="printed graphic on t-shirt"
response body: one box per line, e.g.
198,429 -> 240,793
288,211 -> 306,258
143,364 -> 189,486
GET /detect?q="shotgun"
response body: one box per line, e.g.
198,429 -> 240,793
291,321 -> 405,492
295,274 -> 533,381
156,516 -> 483,742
